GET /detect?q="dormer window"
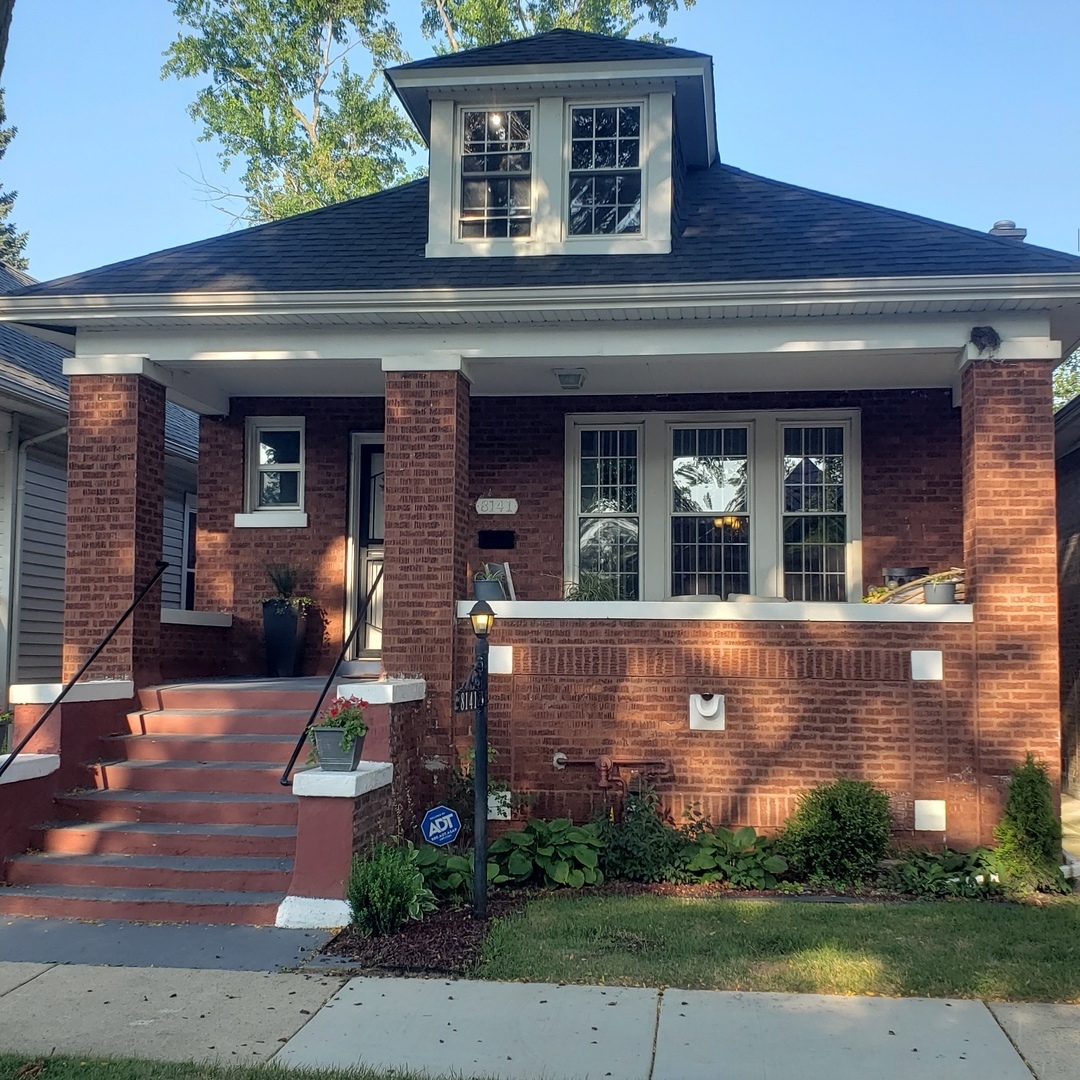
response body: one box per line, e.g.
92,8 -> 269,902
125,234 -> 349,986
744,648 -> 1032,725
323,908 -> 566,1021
460,109 -> 533,239
568,105 -> 642,236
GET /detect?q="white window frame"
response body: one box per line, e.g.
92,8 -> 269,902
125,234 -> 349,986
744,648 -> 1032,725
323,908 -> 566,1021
564,410 -> 862,602
235,416 -> 308,528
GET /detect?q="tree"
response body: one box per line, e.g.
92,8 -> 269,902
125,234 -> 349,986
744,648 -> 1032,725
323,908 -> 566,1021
423,0 -> 696,51
0,91 -> 26,270
1054,351 -> 1080,410
163,0 -> 420,224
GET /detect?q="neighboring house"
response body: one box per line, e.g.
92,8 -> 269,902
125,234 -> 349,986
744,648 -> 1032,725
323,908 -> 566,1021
1056,397 -> 1080,798
0,264 -> 199,693
0,30 -> 1078,923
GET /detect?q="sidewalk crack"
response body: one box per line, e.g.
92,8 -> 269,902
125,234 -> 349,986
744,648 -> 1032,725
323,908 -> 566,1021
647,988 -> 663,1080
0,962 -> 57,998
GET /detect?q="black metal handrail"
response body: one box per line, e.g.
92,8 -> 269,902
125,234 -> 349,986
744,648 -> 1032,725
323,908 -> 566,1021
0,560 -> 169,783
280,565 -> 384,787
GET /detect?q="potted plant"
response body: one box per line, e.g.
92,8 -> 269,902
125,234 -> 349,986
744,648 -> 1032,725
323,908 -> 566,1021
923,570 -> 960,605
262,565 -> 314,677
473,562 -> 507,601
564,571 -> 619,601
308,695 -> 369,771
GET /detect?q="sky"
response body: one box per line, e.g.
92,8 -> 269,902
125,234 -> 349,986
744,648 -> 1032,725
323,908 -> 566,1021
3,0 -> 1079,283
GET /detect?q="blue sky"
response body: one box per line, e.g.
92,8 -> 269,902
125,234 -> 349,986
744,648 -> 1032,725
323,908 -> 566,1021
4,1 -> 1079,282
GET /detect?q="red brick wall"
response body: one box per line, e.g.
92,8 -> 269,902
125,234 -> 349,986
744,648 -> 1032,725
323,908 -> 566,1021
469,389 -> 963,600
159,622 -> 233,681
352,783 -> 398,853
65,375 -> 165,682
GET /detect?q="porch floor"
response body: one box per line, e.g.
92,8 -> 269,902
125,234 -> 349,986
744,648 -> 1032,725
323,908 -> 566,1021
1063,793 -> 1080,863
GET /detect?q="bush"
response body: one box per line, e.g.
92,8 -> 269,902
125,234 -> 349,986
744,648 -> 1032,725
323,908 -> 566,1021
594,788 -> 687,883
779,777 -> 892,884
885,848 -> 1001,899
346,843 -> 436,936
489,818 -> 604,889
682,825 -> 788,889
413,845 -> 477,905
993,753 -> 1068,895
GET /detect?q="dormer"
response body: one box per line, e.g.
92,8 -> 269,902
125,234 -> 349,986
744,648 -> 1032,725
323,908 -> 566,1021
386,30 -> 716,258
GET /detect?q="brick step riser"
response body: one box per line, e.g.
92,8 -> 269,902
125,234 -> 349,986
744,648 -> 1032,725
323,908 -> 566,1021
126,713 -> 310,737
5,861 -> 292,892
39,829 -> 296,858
106,737 -> 295,764
55,798 -> 298,827
139,688 -> 322,712
93,763 -> 288,795
0,894 -> 280,926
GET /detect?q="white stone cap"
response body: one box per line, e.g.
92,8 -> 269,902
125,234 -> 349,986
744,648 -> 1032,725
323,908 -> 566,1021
333,677 -> 426,704
0,753 -> 59,785
9,680 -> 135,705
275,895 -> 350,929
292,761 -> 393,798
160,609 -> 233,628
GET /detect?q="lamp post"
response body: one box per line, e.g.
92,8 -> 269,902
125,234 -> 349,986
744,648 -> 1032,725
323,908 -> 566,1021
468,599 -> 494,919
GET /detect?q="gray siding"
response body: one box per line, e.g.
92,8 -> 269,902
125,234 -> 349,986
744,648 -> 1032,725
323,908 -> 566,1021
161,487 -> 187,610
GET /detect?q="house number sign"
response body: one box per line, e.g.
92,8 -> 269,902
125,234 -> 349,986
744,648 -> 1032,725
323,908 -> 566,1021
476,497 -> 518,515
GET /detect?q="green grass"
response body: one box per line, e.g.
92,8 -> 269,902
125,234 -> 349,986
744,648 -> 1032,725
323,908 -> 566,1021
0,1057 -> 459,1080
477,893 -> 1080,1001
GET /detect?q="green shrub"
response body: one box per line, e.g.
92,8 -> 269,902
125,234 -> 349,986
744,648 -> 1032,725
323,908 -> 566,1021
346,842 -> 436,936
682,825 -> 788,889
779,777 -> 892,884
413,845 -> 478,904
992,753 -> 1068,895
594,788 -> 687,883
489,818 -> 604,889
885,848 -> 1001,899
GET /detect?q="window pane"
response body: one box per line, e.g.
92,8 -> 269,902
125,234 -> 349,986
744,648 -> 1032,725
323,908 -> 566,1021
783,427 -> 844,514
672,427 -> 749,514
671,516 -> 750,598
259,430 -> 300,466
568,105 -> 641,236
259,471 -> 299,507
783,514 -> 847,601
580,429 -> 637,513
579,517 -> 639,600
460,109 -> 531,239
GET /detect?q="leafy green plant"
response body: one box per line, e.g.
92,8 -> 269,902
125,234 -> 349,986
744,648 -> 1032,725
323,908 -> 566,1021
682,825 -> 788,889
564,571 -> 620,601
778,777 -> 893,884
489,818 -> 604,889
474,562 -> 507,582
413,845 -> 477,904
594,787 -> 688,883
884,848 -> 1001,899
443,746 -> 513,846
262,563 -> 314,615
346,843 -> 436,936
993,753 -> 1069,895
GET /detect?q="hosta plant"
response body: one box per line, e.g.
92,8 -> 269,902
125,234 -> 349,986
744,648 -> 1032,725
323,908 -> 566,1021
682,825 -> 788,889
489,818 -> 604,889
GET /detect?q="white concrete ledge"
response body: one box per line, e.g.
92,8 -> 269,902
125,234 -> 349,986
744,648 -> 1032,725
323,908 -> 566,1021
292,761 -> 393,798
233,511 -> 309,528
456,600 -> 975,623
160,609 -> 233,628
275,895 -> 349,929
9,679 -> 135,705
0,752 -> 59,785
334,678 -> 426,704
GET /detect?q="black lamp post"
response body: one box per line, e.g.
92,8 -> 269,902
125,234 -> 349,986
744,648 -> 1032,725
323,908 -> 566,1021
468,599 -> 494,919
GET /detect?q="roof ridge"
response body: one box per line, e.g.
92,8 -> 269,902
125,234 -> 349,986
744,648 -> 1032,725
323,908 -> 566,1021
714,164 -> 1080,265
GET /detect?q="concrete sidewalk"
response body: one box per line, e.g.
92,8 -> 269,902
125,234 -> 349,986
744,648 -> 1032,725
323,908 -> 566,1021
1,966 -> 1077,1079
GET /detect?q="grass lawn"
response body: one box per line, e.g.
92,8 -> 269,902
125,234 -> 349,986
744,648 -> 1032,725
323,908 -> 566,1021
0,1057 -> 446,1080
477,892 -> 1080,1002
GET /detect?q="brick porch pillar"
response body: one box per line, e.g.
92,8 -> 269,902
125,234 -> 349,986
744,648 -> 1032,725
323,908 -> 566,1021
381,363 -> 471,822
959,354 -> 1060,845
65,374 -> 166,685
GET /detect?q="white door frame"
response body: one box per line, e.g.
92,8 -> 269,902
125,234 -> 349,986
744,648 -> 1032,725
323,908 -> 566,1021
345,432 -> 385,660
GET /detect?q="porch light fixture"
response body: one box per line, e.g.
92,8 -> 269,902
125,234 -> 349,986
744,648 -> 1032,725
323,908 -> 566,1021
554,367 -> 587,391
469,599 -> 496,638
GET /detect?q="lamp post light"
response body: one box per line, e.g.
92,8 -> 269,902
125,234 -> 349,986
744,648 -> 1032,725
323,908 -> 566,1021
468,599 -> 494,919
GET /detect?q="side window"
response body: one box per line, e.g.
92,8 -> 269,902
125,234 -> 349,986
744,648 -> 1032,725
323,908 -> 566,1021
568,105 -> 642,236
246,417 -> 305,512
460,108 -> 533,239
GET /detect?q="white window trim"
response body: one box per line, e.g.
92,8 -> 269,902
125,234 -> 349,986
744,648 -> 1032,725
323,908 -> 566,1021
242,416 -> 306,518
564,410 -> 862,603
426,92 -> 672,259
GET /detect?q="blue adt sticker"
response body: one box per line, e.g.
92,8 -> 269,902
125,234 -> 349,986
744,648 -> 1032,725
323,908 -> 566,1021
421,805 -> 461,847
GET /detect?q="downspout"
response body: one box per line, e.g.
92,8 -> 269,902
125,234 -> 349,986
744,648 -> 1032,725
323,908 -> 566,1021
7,425 -> 67,699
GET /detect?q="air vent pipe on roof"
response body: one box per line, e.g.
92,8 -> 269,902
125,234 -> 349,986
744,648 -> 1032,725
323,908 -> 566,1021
989,219 -> 1027,241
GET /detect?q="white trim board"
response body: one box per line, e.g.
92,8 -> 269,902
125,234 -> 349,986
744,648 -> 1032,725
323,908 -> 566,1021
0,752 -> 59,785
160,609 -> 233,628
9,679 -> 135,704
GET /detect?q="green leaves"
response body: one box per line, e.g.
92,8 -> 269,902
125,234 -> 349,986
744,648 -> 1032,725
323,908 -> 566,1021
488,818 -> 605,889
681,824 -> 788,889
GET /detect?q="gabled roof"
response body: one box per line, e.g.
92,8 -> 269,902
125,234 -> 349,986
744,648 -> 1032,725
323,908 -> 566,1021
13,165 -> 1080,301
387,28 -> 708,72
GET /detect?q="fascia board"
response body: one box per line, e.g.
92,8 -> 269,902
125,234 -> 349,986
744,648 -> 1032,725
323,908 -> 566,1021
388,57 -> 711,90
5,273 -> 1080,326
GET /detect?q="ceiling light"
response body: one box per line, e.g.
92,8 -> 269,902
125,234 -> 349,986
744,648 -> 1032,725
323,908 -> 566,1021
554,368 -> 587,391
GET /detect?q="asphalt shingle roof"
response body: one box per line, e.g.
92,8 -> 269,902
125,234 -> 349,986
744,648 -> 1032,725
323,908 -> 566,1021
17,165 -> 1080,301
388,28 -> 708,71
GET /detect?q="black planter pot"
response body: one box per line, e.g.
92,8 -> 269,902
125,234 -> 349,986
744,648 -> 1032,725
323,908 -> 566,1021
262,600 -> 307,677
473,579 -> 506,601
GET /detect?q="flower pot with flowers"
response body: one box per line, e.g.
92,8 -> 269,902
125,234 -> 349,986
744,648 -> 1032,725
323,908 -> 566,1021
307,695 -> 369,772
261,564 -> 314,677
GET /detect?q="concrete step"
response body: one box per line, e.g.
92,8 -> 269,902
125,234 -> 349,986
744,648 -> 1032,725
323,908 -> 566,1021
94,759 -> 292,794
0,883 -> 285,925
5,852 -> 294,891
106,732 -> 296,763
56,789 -> 298,827
126,709 -> 310,737
139,682 -> 323,712
38,820 -> 297,858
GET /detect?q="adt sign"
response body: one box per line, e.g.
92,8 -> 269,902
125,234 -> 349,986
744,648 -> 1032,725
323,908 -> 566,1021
421,805 -> 461,847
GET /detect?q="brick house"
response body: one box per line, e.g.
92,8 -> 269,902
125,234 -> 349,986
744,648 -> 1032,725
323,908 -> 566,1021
0,30 -> 1078,924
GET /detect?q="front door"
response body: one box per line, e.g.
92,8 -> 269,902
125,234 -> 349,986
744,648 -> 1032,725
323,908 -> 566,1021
349,434 -> 384,658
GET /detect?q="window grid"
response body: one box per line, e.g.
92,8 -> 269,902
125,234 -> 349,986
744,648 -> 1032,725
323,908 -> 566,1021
460,109 -> 532,239
782,426 -> 847,601
578,428 -> 640,600
251,423 -> 303,512
569,105 -> 642,236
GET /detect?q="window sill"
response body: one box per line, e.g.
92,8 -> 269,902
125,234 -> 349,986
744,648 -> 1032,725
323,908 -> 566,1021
426,236 -> 671,259
233,511 -> 308,528
160,609 -> 233,628
454,600 -> 974,623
